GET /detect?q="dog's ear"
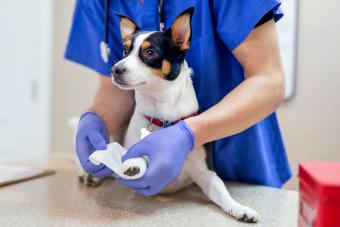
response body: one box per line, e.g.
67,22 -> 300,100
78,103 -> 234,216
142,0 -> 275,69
165,7 -> 194,52
115,13 -> 139,43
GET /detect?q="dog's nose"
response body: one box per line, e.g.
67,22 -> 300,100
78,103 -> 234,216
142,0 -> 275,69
111,65 -> 126,77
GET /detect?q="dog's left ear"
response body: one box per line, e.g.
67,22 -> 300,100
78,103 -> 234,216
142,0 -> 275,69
165,7 -> 194,52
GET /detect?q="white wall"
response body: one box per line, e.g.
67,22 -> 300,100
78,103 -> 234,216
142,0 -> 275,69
50,0 -> 98,155
51,0 -> 340,190
0,0 -> 53,161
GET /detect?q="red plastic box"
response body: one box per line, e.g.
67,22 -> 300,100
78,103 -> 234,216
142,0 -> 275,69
298,162 -> 340,227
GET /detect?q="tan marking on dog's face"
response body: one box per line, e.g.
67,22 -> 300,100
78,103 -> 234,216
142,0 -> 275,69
161,60 -> 171,75
124,40 -> 132,49
149,60 -> 171,79
150,68 -> 164,78
141,41 -> 151,50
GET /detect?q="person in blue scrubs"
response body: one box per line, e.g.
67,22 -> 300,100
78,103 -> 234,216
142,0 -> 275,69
66,0 -> 291,195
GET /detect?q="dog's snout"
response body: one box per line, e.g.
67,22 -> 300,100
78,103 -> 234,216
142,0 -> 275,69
111,65 -> 126,77
114,66 -> 125,75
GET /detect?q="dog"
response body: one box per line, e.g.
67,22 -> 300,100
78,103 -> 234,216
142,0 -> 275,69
105,8 -> 259,222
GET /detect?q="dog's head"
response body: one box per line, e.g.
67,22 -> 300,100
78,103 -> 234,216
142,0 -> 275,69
111,8 -> 194,91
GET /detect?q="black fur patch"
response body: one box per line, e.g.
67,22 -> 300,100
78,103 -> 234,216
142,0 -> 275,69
138,32 -> 183,81
204,142 -> 215,171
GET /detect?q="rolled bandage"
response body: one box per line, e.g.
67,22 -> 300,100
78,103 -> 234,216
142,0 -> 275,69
89,142 -> 148,180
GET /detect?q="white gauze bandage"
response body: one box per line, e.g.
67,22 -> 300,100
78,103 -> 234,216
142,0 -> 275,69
88,128 -> 151,179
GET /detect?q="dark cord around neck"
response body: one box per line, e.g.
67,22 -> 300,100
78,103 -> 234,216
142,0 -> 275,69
104,0 -> 110,44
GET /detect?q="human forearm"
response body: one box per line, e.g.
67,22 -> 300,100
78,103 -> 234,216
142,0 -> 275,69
76,75 -> 133,177
87,76 -> 134,135
185,72 -> 284,148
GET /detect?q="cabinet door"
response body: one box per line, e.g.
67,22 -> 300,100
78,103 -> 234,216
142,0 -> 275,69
0,0 -> 53,161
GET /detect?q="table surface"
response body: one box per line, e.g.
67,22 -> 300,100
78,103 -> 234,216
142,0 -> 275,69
0,155 -> 298,227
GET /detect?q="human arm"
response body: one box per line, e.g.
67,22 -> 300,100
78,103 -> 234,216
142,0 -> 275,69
65,1 -> 136,176
87,76 -> 134,135
76,76 -> 134,176
185,19 -> 285,149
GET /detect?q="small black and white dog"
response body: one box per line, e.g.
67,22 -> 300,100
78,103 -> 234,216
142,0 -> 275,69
108,8 -> 259,222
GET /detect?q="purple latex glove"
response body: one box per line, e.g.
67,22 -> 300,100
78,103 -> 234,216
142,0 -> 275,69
76,112 -> 113,177
119,120 -> 195,196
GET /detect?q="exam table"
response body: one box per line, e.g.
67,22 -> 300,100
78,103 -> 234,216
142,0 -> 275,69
0,155 -> 298,226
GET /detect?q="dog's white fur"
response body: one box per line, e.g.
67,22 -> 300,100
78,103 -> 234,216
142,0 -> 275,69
112,32 -> 259,222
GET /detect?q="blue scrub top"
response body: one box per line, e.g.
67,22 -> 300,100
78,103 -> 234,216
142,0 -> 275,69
65,0 -> 292,187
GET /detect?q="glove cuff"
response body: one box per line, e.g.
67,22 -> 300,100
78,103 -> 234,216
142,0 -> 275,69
79,112 -> 103,125
177,120 -> 195,152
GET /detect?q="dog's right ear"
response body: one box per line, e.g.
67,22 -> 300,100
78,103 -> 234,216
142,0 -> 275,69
115,13 -> 139,43
165,7 -> 194,52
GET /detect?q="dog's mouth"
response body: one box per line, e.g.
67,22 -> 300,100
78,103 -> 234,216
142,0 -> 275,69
114,79 -> 129,86
113,79 -> 146,89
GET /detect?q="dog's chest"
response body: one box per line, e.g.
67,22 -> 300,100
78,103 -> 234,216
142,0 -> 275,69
123,111 -> 161,149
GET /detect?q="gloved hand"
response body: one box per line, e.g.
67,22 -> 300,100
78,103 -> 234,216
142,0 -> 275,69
119,120 -> 195,196
76,112 -> 113,177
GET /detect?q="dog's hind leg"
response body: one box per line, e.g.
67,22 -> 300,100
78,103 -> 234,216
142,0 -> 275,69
186,151 -> 259,223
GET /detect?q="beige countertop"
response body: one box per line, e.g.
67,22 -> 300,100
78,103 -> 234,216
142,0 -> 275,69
0,154 -> 298,227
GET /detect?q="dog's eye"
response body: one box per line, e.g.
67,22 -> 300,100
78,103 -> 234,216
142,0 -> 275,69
143,48 -> 158,59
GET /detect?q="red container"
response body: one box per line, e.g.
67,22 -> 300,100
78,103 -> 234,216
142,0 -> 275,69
298,162 -> 340,227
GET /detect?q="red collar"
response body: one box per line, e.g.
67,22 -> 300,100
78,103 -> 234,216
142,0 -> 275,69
144,112 -> 198,128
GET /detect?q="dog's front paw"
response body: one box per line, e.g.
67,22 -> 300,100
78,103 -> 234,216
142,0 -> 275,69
123,166 -> 141,176
225,203 -> 259,223
236,206 -> 259,223
78,173 -> 105,187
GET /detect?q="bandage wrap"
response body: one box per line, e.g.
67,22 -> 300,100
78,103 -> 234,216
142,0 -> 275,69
89,142 -> 148,180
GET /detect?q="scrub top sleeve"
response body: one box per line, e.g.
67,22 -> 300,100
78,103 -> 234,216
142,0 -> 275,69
64,0 -> 122,77
213,0 -> 283,51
